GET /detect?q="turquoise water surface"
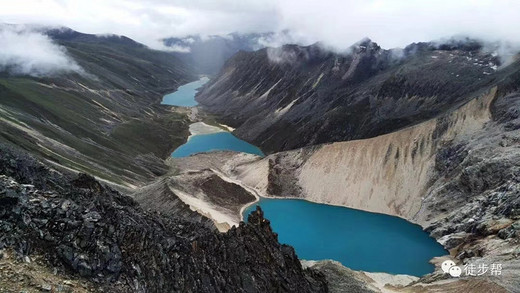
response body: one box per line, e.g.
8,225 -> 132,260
164,77 -> 264,158
165,77 -> 445,276
172,132 -> 264,158
162,77 -> 209,107
244,198 -> 447,276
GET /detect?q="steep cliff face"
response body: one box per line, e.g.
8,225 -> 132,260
297,87 -> 496,218
249,58 -> 519,225
196,39 -> 501,154
232,86 -> 497,219
0,27 -> 196,186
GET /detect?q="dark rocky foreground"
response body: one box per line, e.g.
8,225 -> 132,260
0,145 -> 327,292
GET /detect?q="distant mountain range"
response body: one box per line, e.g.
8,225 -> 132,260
163,31 -> 298,74
196,38 -> 516,153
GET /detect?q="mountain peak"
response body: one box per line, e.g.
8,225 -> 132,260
349,37 -> 380,53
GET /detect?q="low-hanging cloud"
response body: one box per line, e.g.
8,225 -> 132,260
1,0 -> 520,53
267,47 -> 299,64
0,25 -> 83,77
163,44 -> 191,53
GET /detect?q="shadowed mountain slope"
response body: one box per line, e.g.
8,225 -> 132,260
196,39 -> 506,154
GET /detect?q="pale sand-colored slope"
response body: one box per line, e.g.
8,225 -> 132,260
168,185 -> 237,232
187,121 -> 225,138
232,87 -> 496,222
163,88 -> 496,228
157,151 -> 264,231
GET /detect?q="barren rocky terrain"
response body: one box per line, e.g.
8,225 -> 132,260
0,144 -> 327,292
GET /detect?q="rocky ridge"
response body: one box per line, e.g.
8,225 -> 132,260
0,144 -> 327,292
196,38 -> 502,154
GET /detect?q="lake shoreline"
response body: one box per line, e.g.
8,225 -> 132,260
162,78 -> 265,158
243,197 -> 448,277
187,122 -> 225,141
161,77 -> 209,107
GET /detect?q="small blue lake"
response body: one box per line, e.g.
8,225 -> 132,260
163,78 -> 265,158
172,132 -> 264,158
244,198 -> 447,276
162,77 -> 209,107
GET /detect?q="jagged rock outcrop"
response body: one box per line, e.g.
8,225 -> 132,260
0,145 -> 327,292
196,38 -> 501,154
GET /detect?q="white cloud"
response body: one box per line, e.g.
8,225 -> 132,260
0,0 -> 519,51
0,25 -> 83,76
162,44 -> 191,53
274,0 -> 520,49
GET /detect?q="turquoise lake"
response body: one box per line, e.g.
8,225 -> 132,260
172,132 -> 264,157
243,198 -> 447,276
162,77 -> 209,107
164,77 -> 446,276
162,78 -> 265,158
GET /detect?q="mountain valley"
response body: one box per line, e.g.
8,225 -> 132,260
1,24 -> 519,293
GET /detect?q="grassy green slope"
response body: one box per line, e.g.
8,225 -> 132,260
0,29 -> 195,186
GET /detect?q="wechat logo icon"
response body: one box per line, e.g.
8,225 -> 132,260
442,260 -> 462,277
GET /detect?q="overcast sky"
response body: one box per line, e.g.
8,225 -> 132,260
1,0 -> 520,50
